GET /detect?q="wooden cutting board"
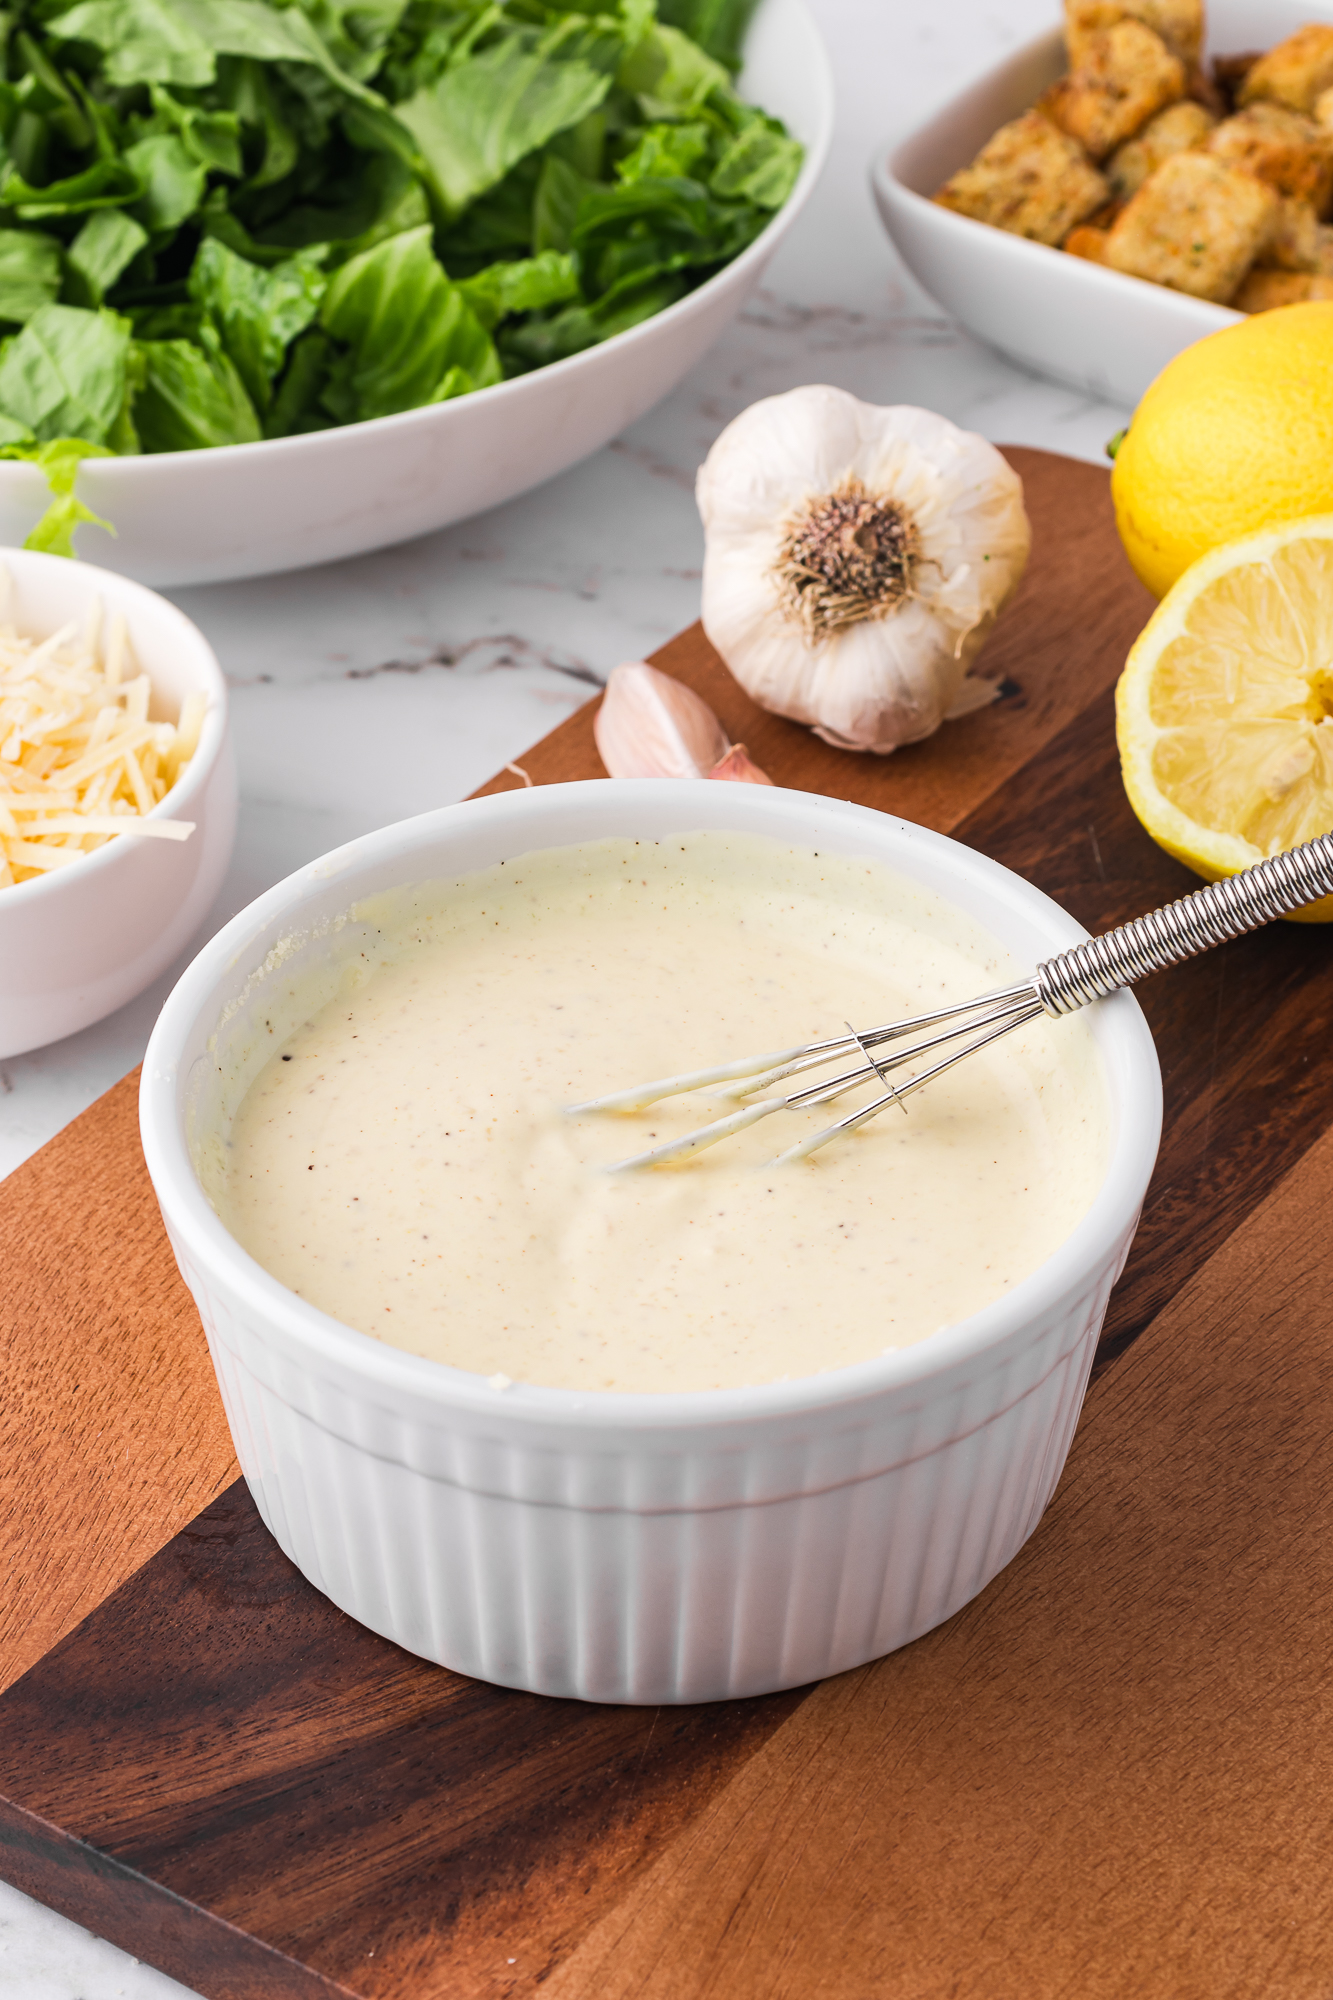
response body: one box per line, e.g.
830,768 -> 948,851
6,448 -> 1333,2000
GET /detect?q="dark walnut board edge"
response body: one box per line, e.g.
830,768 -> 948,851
6,447 -> 1333,1999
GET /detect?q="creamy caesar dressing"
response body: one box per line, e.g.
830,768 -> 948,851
216,832 -> 1110,1393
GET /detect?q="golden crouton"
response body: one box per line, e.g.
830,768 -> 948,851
1107,98 -> 1215,198
1239,25 -> 1333,115
1043,20 -> 1186,160
934,113 -> 1110,245
1257,195 -> 1323,270
1316,85 -> 1333,130
1064,222 -> 1114,261
1104,150 -> 1279,299
1233,268 -> 1333,311
1206,102 -> 1333,210
1065,0 -> 1203,69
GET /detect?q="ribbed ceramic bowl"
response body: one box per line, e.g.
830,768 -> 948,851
0,0 -> 832,590
0,549 -> 236,1059
140,780 -> 1161,1704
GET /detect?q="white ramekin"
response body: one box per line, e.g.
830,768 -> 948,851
140,782 -> 1161,1704
0,549 -> 236,1058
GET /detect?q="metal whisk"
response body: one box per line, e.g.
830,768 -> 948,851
569,831 -> 1333,1172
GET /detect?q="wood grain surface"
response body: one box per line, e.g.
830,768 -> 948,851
4,446 -> 1333,1998
0,1074 -> 237,1693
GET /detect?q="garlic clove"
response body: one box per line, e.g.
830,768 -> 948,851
594,661 -> 732,780
707,743 -> 774,784
943,675 -> 1001,721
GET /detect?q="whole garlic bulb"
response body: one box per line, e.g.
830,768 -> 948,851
697,387 -> 1031,754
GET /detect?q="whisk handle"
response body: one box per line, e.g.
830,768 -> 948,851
1035,831 -> 1333,1015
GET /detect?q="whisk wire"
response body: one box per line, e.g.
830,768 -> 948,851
574,829 -> 1333,1172
769,1000 -> 1046,1167
602,988 -> 1044,1172
846,1021 -> 907,1118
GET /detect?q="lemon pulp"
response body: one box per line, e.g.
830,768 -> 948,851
1116,518 -> 1333,920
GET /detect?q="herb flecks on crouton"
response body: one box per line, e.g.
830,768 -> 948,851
1104,148 -> 1279,298
934,111 -> 1111,244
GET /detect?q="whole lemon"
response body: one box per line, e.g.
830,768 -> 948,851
1112,301 -> 1333,599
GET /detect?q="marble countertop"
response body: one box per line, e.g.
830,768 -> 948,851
1,0 -> 1129,1990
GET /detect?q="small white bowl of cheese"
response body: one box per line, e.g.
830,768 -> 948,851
0,549 -> 236,1058
140,780 -> 1161,1704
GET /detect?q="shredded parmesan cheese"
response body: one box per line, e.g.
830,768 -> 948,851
0,574 -> 200,889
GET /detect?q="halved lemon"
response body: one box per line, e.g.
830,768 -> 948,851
1116,515 -> 1333,922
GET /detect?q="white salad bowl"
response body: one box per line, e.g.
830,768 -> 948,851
0,549 -> 236,1059
0,0 -> 832,591
870,0 -> 1332,410
141,780 -> 1161,1705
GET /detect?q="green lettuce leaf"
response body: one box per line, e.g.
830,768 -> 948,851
319,221 -> 500,420
0,436 -> 117,555
212,56 -> 300,188
616,119 -> 711,184
655,0 -> 761,71
0,230 -> 64,325
709,113 -> 801,208
0,304 -> 132,444
43,0 -> 217,89
47,0 -> 388,107
572,172 -> 762,304
618,22 -> 729,115
1,156 -> 144,220
245,150 -> 428,254
532,152 -> 597,254
188,234 -> 326,408
147,82 -> 245,176
395,27 -> 614,220
197,185 -> 305,265
499,272 -> 684,370
291,0 -> 411,82
133,323 -> 263,448
377,0 -> 503,99
458,247 -> 579,327
179,0 -> 388,104
438,153 -> 541,270
66,210 -> 151,305
264,325 -> 333,435
125,133 -> 209,233
12,31 -> 96,152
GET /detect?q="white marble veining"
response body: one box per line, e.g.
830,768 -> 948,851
0,0 -> 1128,1990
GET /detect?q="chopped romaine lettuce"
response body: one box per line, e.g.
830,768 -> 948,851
0,0 -> 803,548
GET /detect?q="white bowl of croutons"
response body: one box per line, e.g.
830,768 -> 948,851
871,2 -> 1333,409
